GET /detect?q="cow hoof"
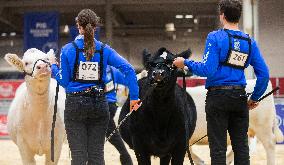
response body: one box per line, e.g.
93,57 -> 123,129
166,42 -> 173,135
120,154 -> 133,165
194,161 -> 206,165
226,161 -> 232,165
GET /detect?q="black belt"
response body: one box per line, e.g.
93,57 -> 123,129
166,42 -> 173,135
208,85 -> 245,91
67,86 -> 104,97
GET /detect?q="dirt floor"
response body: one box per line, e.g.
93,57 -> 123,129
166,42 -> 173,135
0,140 -> 284,165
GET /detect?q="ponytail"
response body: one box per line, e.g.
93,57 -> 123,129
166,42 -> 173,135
84,23 -> 95,61
76,9 -> 100,61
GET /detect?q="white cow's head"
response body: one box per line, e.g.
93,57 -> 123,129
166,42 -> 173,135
4,48 -> 55,80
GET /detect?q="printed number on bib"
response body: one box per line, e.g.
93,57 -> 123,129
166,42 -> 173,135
105,81 -> 115,92
228,50 -> 248,67
78,61 -> 99,80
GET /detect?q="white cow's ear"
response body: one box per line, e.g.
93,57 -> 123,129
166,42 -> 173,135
47,49 -> 55,56
46,49 -> 55,60
4,53 -> 25,72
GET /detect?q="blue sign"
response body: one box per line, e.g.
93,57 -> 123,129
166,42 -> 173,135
276,103 -> 284,144
69,26 -> 79,41
24,12 -> 59,54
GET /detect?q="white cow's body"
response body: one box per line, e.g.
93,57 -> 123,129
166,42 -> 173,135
5,49 -> 66,165
188,79 -> 284,165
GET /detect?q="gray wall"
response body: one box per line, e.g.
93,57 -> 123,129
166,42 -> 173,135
110,33 -> 208,70
0,32 -> 208,71
258,0 -> 284,77
1,0 -> 283,77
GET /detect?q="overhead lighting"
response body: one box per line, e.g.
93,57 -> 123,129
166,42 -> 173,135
194,18 -> 198,24
185,15 -> 193,19
165,23 -> 175,32
187,29 -> 193,33
63,25 -> 69,33
1,33 -> 7,37
175,15 -> 183,19
10,32 -> 16,36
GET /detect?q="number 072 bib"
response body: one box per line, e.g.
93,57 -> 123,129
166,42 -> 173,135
78,61 -> 99,80
71,41 -> 106,83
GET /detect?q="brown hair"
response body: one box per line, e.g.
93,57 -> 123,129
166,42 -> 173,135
76,9 -> 100,61
219,0 -> 242,23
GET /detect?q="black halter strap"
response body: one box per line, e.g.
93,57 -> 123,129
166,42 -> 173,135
24,59 -> 51,77
72,41 -> 106,84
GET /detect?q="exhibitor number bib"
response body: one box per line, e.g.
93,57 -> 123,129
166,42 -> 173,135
227,51 -> 248,67
78,61 -> 99,80
222,29 -> 251,70
105,80 -> 115,92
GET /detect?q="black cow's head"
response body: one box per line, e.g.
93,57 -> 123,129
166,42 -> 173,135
143,47 -> 191,88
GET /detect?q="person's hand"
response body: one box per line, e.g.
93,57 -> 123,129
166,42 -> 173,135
173,57 -> 185,69
247,99 -> 259,110
49,55 -> 58,65
130,100 -> 141,112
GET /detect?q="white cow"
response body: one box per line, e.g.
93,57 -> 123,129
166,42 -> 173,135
4,48 -> 66,165
188,79 -> 284,165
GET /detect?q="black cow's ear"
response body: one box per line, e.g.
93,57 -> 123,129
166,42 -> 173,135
156,47 -> 167,56
142,49 -> 151,69
176,48 -> 192,59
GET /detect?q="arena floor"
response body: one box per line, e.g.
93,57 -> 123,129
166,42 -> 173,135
0,140 -> 284,165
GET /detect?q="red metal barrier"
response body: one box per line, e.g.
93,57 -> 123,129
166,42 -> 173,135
0,115 -> 8,137
177,77 -> 284,97
0,80 -> 24,138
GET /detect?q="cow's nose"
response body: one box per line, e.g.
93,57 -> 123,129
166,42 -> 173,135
152,70 -> 165,81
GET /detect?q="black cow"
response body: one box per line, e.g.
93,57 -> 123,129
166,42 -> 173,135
119,48 -> 197,165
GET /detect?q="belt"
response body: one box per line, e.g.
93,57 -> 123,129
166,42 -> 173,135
67,86 -> 104,97
208,85 -> 245,91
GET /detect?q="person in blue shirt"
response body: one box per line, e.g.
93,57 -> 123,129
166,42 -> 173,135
173,0 -> 269,164
104,65 -> 133,165
50,9 -> 140,165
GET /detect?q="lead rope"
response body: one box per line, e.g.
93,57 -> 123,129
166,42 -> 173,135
181,72 -> 195,165
105,83 -> 157,143
51,83 -> 60,162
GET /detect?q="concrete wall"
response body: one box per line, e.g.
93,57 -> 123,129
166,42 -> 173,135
110,33 -> 208,69
1,0 -> 283,77
258,0 -> 284,77
0,32 -> 208,71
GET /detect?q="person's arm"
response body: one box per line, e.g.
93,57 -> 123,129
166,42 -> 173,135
249,40 -> 270,101
50,47 -> 71,88
183,33 -> 219,77
111,66 -> 128,86
106,46 -> 139,102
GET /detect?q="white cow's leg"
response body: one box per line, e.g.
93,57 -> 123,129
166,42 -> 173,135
190,147 -> 206,165
226,148 -> 234,165
255,127 -> 276,165
17,138 -> 36,165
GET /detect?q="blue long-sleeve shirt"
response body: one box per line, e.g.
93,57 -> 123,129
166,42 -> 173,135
184,29 -> 269,101
105,65 -> 128,103
51,37 -> 139,100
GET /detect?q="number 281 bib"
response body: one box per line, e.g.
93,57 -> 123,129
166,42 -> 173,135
227,50 -> 248,67
78,61 -> 99,80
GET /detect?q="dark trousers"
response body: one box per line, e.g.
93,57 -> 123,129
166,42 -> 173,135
205,89 -> 250,165
65,94 -> 110,165
106,102 -> 132,163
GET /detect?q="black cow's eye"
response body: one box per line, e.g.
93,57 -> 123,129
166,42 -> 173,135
25,62 -> 29,66
150,63 -> 157,67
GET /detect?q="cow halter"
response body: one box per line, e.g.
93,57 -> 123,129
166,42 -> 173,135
24,59 -> 51,77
